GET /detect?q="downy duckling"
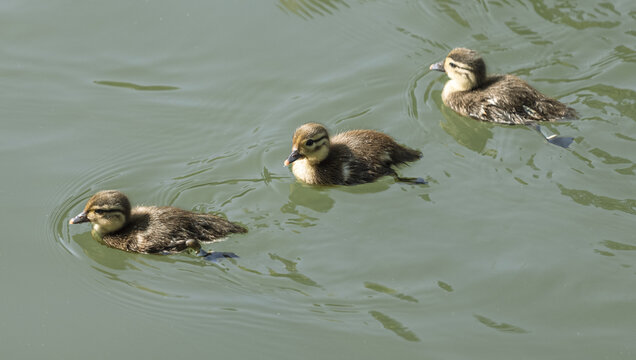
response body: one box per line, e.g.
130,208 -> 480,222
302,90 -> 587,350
284,123 -> 424,185
69,190 -> 246,259
430,48 -> 577,147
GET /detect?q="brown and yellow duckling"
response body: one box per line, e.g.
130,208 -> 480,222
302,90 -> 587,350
284,122 -> 424,185
430,47 -> 577,147
69,190 -> 246,260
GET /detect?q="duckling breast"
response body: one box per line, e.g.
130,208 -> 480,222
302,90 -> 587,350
291,158 -> 318,184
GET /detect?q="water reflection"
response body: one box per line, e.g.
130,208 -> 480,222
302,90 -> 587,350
590,46 -> 636,70
589,148 -> 635,175
529,0 -> 620,29
599,240 -> 636,256
267,253 -> 322,288
602,240 -> 636,251
504,19 -> 552,46
285,182 -> 335,213
576,84 -> 636,117
280,204 -> 320,227
433,0 -> 470,28
277,0 -> 349,20
615,133 -> 636,142
72,233 -> 136,270
437,280 -> 453,292
438,102 -> 494,154
594,240 -> 635,267
557,183 -> 636,216
317,303 -> 357,314
473,314 -> 529,334
364,281 -> 418,303
281,183 -> 331,226
369,310 -> 421,342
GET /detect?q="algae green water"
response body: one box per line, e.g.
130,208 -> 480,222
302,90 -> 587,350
2,1 -> 635,359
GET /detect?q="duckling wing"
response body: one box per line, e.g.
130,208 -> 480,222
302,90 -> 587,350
463,75 -> 577,125
190,213 -> 247,241
332,131 -> 419,184
137,207 -> 245,253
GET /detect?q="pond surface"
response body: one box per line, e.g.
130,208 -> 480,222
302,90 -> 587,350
2,0 -> 635,359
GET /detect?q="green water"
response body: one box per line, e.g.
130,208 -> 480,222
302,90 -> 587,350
2,1 -> 635,359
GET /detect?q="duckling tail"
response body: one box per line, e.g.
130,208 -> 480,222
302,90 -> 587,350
393,145 -> 423,163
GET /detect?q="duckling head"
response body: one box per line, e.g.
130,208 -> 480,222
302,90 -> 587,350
430,48 -> 486,91
284,123 -> 330,166
69,190 -> 131,236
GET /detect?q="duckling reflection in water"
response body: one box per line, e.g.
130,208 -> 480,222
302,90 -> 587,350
69,190 -> 246,261
284,123 -> 425,185
430,48 -> 577,148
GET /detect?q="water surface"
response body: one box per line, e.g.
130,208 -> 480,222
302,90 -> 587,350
2,1 -> 635,359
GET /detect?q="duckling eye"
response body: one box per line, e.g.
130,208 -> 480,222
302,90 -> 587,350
306,139 -> 314,146
94,209 -> 105,214
449,62 -> 457,68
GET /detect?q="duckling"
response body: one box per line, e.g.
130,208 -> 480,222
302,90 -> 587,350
69,190 -> 246,259
284,123 -> 424,185
430,48 -> 577,147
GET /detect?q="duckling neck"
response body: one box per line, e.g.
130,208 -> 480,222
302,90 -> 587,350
91,221 -> 124,238
442,78 -> 476,102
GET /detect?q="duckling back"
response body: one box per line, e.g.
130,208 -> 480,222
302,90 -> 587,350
446,74 -> 578,125
316,130 -> 421,185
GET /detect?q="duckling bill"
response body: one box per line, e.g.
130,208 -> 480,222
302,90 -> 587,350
284,122 -> 424,185
430,48 -> 577,147
69,190 -> 246,259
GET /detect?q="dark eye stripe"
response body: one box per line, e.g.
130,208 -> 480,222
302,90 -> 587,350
312,135 -> 327,144
94,209 -> 121,214
449,61 -> 471,71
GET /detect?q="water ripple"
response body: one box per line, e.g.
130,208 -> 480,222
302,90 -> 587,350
369,310 -> 421,342
364,281 -> 419,303
94,80 -> 180,91
474,314 -> 529,334
277,0 -> 350,20
557,183 -> 636,216
530,0 -> 621,29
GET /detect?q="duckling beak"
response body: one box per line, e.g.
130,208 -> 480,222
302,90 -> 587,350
69,211 -> 89,224
430,61 -> 445,72
284,149 -> 301,167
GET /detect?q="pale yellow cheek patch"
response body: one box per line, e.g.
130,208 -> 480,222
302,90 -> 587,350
305,144 -> 329,164
92,213 -> 126,235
